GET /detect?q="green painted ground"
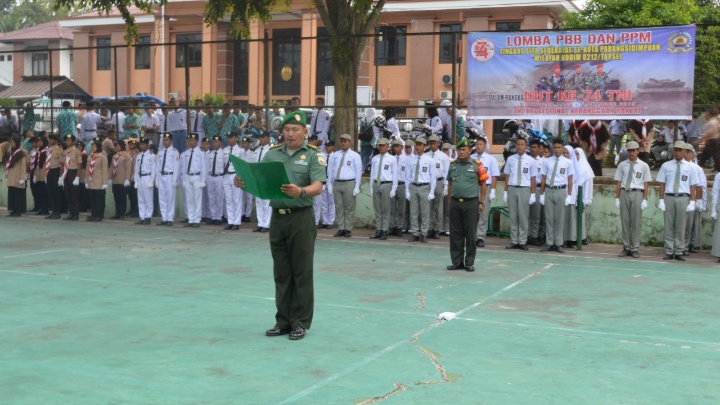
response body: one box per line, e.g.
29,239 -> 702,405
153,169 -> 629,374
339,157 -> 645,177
1,218 -> 719,405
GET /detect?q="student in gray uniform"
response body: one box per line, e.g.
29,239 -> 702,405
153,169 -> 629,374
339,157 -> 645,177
682,143 -> 706,256
502,137 -> 537,250
656,141 -> 698,261
539,139 -> 574,253
369,138 -> 398,240
614,141 -> 651,258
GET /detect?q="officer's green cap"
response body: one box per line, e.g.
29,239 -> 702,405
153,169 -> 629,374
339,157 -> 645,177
625,140 -> 639,150
339,133 -> 352,141
280,110 -> 306,128
377,137 -> 390,145
456,137 -> 471,148
428,135 -> 441,143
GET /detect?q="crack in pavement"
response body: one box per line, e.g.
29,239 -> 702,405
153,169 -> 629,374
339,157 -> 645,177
413,282 -> 467,311
357,383 -> 408,405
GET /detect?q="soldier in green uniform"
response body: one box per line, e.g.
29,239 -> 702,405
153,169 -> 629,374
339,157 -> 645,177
234,110 -> 326,340
446,138 -> 488,272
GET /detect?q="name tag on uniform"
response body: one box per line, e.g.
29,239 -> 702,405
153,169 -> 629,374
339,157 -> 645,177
422,167 -> 427,173
401,167 -> 405,171
384,164 -> 389,170
523,167 -> 529,174
346,161 -> 351,166
681,175 -> 687,181
468,168 -> 475,172
635,172 -> 642,178
560,168 -> 566,174
294,160 -> 308,166
436,163 -> 440,168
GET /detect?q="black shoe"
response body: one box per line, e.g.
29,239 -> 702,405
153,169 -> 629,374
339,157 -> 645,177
134,219 -> 145,225
505,243 -> 518,249
63,215 -> 74,220
192,223 -> 200,228
165,222 -> 173,226
86,216 -> 95,222
675,255 -> 686,261
334,230 -> 345,237
540,245 -> 553,252
289,326 -> 306,340
582,239 -> 588,245
225,225 -> 234,230
157,221 -> 167,226
527,237 -> 542,246
618,249 -> 631,257
555,246 -> 565,253
344,231 -> 351,238
242,216 -> 251,223
631,251 -> 639,258
420,235 -> 427,243
143,219 -> 151,225
259,227 -> 268,233
663,254 -> 674,260
409,235 -> 419,242
519,244 -> 528,251
446,263 -> 465,270
182,218 -> 189,223
430,230 -> 440,240
265,326 -> 291,337
476,239 -> 485,248
565,241 -> 576,248
688,246 -> 698,253
465,265 -> 475,272
682,251 -> 689,257
183,223 -> 194,228
370,230 -> 382,239
380,231 -> 387,240
93,218 -> 103,222
232,225 -> 240,230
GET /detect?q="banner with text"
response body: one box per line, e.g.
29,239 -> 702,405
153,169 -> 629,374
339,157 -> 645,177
467,25 -> 696,119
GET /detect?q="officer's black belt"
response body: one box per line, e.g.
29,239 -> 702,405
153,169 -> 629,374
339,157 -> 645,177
622,188 -> 643,192
187,172 -> 200,176
160,172 -> 173,175
335,179 -> 354,182
209,173 -> 223,177
139,173 -> 151,177
379,181 -> 393,184
665,193 -> 690,197
225,171 -> 236,175
509,185 -> 529,188
547,185 -> 566,189
451,197 -> 478,202
273,205 -> 312,215
397,181 -> 405,185
412,182 -> 429,186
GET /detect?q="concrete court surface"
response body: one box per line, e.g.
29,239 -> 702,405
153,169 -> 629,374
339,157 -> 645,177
1,215 -> 720,405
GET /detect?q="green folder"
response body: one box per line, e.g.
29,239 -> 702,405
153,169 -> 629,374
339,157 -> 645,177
228,154 -> 292,200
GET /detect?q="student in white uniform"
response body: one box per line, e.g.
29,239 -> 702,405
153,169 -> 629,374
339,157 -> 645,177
327,133 -> 362,237
539,139 -> 574,253
155,133 -> 180,226
682,143 -> 706,256
223,132 -> 243,230
180,133 -> 208,227
239,136 -> 257,222
614,141 -> 651,258
133,138 -> 156,225
206,135 -> 226,225
427,134 -> 450,239
254,131 -> 273,232
471,137 -> 500,248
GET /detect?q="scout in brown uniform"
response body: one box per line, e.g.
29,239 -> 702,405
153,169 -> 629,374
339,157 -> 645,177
62,134 -> 83,220
32,137 -> 49,215
101,131 -> 116,162
5,137 -> 28,216
45,134 -> 65,219
110,140 -> 132,219
126,139 -> 139,217
76,140 -> 91,213
85,140 -> 109,221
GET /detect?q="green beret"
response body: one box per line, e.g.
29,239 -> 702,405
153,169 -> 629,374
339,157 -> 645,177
456,137 -> 471,148
281,110 -> 307,128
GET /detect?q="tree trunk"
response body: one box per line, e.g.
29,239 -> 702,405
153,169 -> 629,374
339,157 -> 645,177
329,35 -> 365,145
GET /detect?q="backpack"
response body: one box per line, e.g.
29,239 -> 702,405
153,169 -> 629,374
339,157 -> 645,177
358,121 -> 374,142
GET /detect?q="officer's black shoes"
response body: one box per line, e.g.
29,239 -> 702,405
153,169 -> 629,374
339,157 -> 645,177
420,235 -> 427,243
289,327 -> 306,340
409,235 -> 420,242
527,237 -> 542,246
465,265 -> 475,272
618,249 -> 631,257
631,251 -> 639,258
519,244 -> 528,251
344,231 -> 352,238
370,230 -> 382,239
446,263 -> 465,271
334,230 -> 345,237
476,239 -> 485,248
266,326 -> 291,337
675,255 -> 686,261
505,243 -> 518,249
555,246 -> 565,253
663,254 -> 674,260
688,246 -> 698,253
380,231 -> 388,240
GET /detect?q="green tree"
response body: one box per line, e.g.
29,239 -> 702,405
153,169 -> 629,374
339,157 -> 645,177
561,0 -> 720,109
54,0 -> 386,136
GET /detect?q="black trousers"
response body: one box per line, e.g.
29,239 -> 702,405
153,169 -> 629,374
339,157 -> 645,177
449,198 -> 480,266
7,186 -> 27,213
80,183 -> 91,212
64,169 -> 80,216
89,189 -> 106,219
31,174 -> 47,212
46,168 -> 62,215
112,184 -> 127,217
128,182 -> 138,215
29,173 -> 40,209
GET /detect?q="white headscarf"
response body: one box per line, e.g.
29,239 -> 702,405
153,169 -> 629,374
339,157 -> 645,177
364,108 -> 376,125
574,147 -> 594,204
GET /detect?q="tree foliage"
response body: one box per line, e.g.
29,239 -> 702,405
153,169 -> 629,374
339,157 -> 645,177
561,0 -> 720,108
0,0 -> 73,33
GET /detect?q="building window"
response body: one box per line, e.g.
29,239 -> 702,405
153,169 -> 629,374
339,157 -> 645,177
377,26 -> 406,66
233,40 -> 249,96
272,28 -> 301,96
176,33 -> 202,68
97,37 -> 111,71
496,21 -> 521,32
0,55 -> 4,62
316,27 -> 333,96
439,24 -> 462,64
134,36 -> 151,70
7,55 -> 11,61
32,52 -> 48,76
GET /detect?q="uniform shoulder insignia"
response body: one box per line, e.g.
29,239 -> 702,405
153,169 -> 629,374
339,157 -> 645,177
271,144 -> 282,149
308,144 -> 318,150
450,159 -> 457,164
473,159 -> 480,164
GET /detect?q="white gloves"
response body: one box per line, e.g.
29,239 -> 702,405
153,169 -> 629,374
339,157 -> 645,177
503,191 -> 508,203
58,178 -> 64,187
658,199 -> 666,212
697,200 -> 706,212
32,176 -> 36,184
713,208 -> 718,220
423,124 -> 432,130
390,190 -> 396,199
327,184 -> 333,194
529,194 -> 536,205
565,195 -> 573,206
369,186 -> 373,195
442,185 -> 448,197
540,194 -> 545,205
155,181 -> 159,188
146,182 -> 154,189
72,177 -> 80,186
134,182 -> 139,189
615,198 -> 620,209
489,189 -> 496,201
107,180 -> 113,186
641,199 -> 648,211
686,200 -> 696,212
19,179 -> 25,185
406,190 -> 411,201
198,182 -> 206,189
428,193 -> 435,201
101,184 -> 108,190
124,179 -> 130,187
586,200 -> 592,206
353,186 -> 360,197
172,181 -> 177,188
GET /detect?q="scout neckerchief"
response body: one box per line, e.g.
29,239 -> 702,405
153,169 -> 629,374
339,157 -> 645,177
45,146 -> 55,177
112,152 -> 122,177
89,152 -> 99,180
5,147 -> 22,171
29,148 -> 38,173
573,120 -> 602,154
36,146 -> 47,175
635,119 -> 650,142
62,147 -> 74,181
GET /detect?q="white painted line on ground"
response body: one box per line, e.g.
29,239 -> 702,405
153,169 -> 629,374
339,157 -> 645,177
2,249 -> 68,259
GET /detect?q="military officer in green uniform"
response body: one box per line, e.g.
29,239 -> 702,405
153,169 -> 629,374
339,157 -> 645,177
446,138 -> 489,272
233,110 -> 326,340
